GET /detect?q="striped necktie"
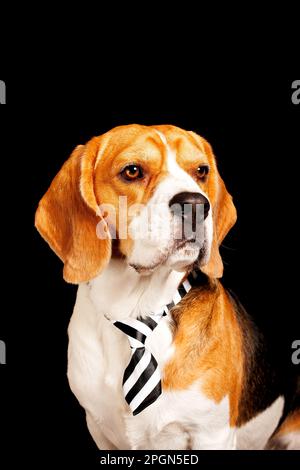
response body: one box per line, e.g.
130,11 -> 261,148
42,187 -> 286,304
113,270 -> 202,415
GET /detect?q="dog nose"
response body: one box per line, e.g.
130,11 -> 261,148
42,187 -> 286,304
169,192 -> 210,227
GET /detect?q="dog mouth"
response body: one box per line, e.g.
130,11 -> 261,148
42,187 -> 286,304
129,250 -> 170,274
174,237 -> 198,249
129,262 -> 161,274
129,237 -> 204,274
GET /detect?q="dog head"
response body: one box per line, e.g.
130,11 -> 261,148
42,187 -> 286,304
35,124 -> 236,283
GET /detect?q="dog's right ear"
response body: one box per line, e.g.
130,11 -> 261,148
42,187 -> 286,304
35,137 -> 112,284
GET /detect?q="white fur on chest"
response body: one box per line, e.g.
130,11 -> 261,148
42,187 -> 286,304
67,260 -> 234,449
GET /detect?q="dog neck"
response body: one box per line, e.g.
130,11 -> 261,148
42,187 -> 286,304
87,258 -> 186,321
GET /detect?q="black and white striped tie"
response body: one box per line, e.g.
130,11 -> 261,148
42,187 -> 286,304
113,271 -> 201,415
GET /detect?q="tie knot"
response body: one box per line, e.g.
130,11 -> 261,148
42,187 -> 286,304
113,314 -> 162,350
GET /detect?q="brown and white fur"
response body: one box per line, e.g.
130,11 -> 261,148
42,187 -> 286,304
35,124 -> 300,450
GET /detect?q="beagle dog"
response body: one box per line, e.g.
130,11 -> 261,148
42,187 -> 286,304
35,124 -> 300,450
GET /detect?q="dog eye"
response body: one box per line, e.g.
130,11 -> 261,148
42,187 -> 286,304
197,165 -> 209,180
121,164 -> 144,181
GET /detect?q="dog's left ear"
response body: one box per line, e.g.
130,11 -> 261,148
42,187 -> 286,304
191,135 -> 237,279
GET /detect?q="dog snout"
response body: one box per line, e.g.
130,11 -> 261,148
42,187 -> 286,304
169,192 -> 210,231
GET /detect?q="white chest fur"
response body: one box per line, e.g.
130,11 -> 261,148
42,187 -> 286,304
67,260 -> 235,449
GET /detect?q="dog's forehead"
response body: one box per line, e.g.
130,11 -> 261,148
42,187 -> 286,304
95,125 -> 163,167
152,125 -> 206,153
97,124 -> 208,166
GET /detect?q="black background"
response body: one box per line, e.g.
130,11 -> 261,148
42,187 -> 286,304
0,78 -> 299,466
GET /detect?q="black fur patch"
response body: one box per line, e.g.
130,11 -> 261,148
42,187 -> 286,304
227,289 -> 299,426
265,437 -> 288,450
